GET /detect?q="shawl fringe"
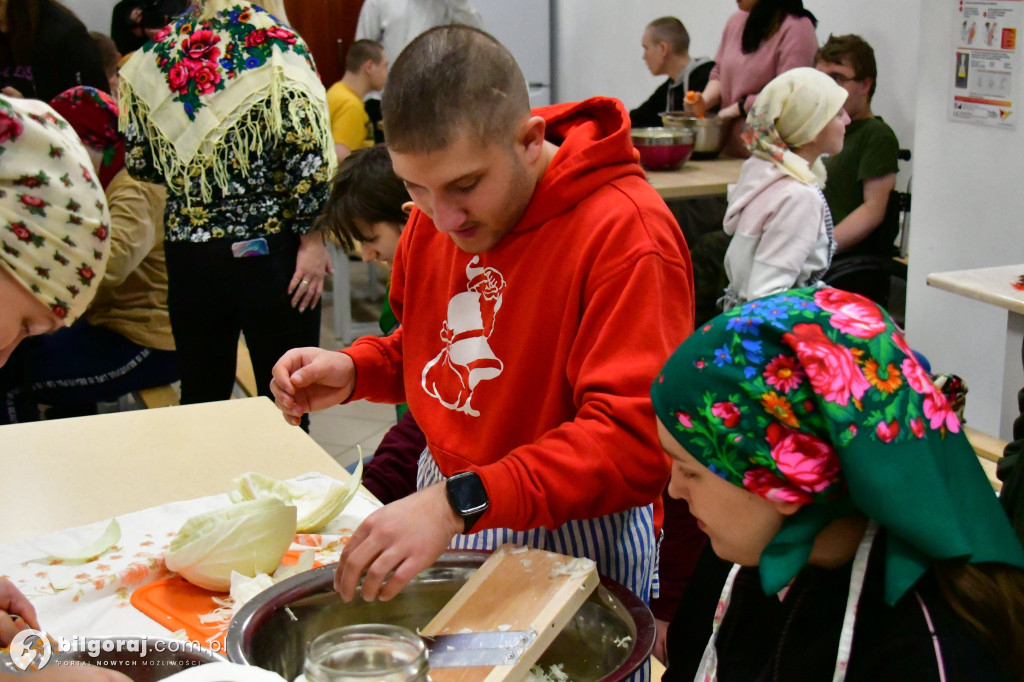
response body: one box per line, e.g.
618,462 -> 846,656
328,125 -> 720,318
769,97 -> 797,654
119,68 -> 334,206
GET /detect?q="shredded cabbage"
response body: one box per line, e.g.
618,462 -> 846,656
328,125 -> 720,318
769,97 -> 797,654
230,463 -> 362,533
165,498 -> 296,592
197,550 -> 316,627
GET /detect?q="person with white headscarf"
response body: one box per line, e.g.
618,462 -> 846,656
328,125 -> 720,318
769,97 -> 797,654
0,94 -> 111,368
720,67 -> 850,311
0,94 -> 128,682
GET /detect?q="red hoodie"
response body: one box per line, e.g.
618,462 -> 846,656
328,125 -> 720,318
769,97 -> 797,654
344,97 -> 694,533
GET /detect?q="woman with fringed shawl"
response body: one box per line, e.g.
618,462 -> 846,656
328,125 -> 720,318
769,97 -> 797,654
119,0 -> 335,422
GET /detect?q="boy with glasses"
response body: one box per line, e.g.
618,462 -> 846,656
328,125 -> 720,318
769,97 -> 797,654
815,34 -> 901,304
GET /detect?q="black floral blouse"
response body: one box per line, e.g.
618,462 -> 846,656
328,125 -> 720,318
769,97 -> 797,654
123,101 -> 330,243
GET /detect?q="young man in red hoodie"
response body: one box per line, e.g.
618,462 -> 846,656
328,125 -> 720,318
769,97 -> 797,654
270,25 -> 695,624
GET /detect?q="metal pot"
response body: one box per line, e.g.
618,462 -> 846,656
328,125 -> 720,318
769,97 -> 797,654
660,112 -> 725,159
630,127 -> 695,171
226,551 -> 654,682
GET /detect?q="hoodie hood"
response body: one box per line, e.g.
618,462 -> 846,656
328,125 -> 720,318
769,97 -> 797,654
515,97 -> 644,231
722,156 -> 795,236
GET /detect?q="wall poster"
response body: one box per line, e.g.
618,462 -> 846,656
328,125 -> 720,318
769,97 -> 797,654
950,0 -> 1023,128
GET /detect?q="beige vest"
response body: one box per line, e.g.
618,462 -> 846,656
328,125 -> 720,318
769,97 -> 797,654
85,168 -> 175,351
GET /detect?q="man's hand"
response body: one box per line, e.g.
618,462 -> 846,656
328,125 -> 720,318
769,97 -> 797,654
270,348 -> 356,425
334,484 -> 464,602
0,578 -> 39,647
682,91 -> 706,118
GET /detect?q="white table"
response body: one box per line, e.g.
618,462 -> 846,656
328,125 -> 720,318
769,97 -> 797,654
0,397 -> 380,655
927,263 -> 1024,440
0,397 -> 364,543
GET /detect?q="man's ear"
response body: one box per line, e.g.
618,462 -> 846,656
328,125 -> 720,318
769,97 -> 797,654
517,115 -> 546,164
401,201 -> 414,215
861,76 -> 875,100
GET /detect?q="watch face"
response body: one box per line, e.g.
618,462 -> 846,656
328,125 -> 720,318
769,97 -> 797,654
448,472 -> 489,514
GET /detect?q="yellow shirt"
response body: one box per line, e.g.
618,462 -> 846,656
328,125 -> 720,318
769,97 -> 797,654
85,168 -> 175,351
326,81 -> 374,152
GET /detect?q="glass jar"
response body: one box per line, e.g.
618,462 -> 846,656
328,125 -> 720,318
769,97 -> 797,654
304,624 -> 430,682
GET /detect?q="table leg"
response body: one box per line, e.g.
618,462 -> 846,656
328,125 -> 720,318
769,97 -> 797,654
1000,312 -> 1024,440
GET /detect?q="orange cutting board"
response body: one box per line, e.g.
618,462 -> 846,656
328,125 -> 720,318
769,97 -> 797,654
421,544 -> 599,682
131,548 -> 323,649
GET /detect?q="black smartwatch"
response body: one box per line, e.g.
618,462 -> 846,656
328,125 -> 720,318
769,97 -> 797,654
445,471 -> 489,533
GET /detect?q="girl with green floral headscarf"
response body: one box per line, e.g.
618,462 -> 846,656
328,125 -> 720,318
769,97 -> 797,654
651,287 -> 1024,682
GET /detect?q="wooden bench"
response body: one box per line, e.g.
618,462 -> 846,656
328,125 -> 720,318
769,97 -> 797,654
965,426 -> 1008,491
135,339 -> 259,409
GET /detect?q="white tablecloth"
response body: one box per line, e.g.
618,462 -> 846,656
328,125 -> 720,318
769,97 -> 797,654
0,472 -> 381,642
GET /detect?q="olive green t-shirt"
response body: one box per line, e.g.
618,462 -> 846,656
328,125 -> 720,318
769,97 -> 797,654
823,116 -> 900,257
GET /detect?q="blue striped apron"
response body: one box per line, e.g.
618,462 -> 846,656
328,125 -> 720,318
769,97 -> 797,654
417,449 -> 658,682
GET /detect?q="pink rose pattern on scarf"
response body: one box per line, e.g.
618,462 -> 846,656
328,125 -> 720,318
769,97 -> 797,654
656,287 -> 961,503
142,4 -> 315,121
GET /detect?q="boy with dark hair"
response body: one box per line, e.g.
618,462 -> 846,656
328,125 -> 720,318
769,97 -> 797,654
272,25 -> 696,649
326,39 -> 389,162
630,17 -> 713,128
319,144 -> 408,255
816,34 -> 901,304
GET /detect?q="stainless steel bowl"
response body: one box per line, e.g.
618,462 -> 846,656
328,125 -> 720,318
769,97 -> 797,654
630,127 -> 695,171
48,637 -> 224,682
226,551 -> 654,682
659,112 -> 725,158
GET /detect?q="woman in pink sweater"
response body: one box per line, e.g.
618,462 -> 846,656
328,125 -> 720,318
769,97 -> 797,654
688,0 -> 819,158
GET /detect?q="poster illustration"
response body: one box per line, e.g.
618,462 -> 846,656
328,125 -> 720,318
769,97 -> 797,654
950,0 -> 1023,128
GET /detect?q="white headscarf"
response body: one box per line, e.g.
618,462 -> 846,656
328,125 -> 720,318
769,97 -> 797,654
0,96 -> 111,323
742,67 -> 848,186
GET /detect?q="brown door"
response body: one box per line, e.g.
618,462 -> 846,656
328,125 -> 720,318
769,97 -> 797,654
284,0 -> 365,87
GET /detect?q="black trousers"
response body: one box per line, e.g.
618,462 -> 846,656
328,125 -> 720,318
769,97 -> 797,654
164,233 -> 321,414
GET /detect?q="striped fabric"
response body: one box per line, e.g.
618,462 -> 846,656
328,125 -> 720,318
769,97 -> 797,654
806,186 -> 837,287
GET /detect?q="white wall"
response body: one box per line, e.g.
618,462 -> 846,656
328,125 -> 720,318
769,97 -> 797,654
63,0 -> 116,33
904,4 -> 1024,438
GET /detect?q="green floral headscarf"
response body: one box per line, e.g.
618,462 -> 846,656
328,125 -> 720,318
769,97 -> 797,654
651,287 -> 1024,604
